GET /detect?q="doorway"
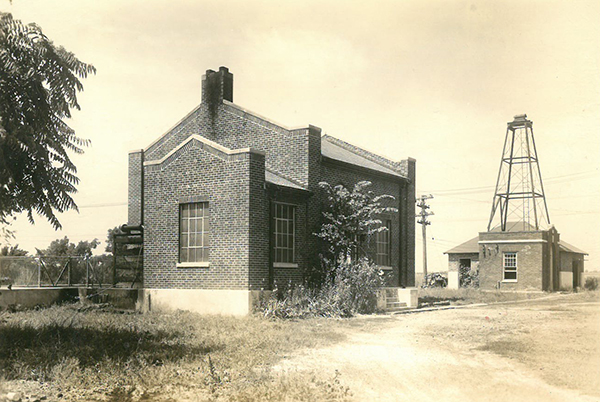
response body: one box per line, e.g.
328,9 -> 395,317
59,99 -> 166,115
573,260 -> 580,289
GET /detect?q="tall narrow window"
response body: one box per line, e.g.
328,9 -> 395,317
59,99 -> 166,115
273,203 -> 296,264
375,220 -> 392,267
503,252 -> 517,281
180,202 -> 209,263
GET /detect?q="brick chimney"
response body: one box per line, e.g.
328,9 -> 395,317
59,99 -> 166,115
202,66 -> 233,105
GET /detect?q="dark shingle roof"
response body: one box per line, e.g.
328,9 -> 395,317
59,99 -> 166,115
265,170 -> 306,190
321,137 -> 403,178
445,234 -> 588,256
444,236 -> 480,254
559,240 -> 587,255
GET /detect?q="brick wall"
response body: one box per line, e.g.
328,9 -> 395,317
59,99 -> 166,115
402,158 -> 416,287
478,231 -> 548,290
320,162 -> 406,287
143,139 -> 266,290
448,253 -> 480,274
133,67 -> 417,293
268,190 -> 308,288
144,102 -> 315,190
128,150 -> 143,226
248,152 -> 269,290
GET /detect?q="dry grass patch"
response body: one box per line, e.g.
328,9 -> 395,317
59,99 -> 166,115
418,287 -> 553,306
0,303 -> 353,401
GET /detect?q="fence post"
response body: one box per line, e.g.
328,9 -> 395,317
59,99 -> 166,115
37,258 -> 41,287
86,258 -> 90,288
67,257 -> 72,286
112,233 -> 117,286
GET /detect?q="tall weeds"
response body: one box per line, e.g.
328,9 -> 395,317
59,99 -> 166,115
260,258 -> 384,319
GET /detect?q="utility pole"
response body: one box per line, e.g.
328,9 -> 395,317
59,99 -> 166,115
416,195 -> 434,281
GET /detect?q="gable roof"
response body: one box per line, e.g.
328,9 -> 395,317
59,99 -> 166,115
489,221 -> 537,232
445,234 -> 588,256
265,169 -> 307,191
444,236 -> 480,254
321,136 -> 406,179
559,240 -> 588,255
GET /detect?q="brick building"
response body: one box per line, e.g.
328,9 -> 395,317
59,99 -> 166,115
128,67 -> 416,315
445,222 -> 587,291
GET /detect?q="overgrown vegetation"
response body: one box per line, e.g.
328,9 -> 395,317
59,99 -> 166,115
421,272 -> 448,288
459,266 -> 479,288
261,258 -> 384,319
584,276 -> 599,291
0,304 -> 351,401
261,181 -> 395,318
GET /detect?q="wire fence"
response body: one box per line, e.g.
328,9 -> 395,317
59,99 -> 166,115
0,256 -> 113,288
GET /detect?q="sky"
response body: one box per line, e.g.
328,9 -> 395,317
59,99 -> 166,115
2,0 -> 599,272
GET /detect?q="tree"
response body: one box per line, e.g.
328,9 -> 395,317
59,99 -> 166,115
261,181 -> 398,317
316,180 -> 397,274
105,226 -> 124,254
36,236 -> 99,257
0,12 -> 96,230
0,243 -> 28,257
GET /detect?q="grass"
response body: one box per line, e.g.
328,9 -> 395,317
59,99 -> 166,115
418,287 -> 553,306
0,303 -> 353,401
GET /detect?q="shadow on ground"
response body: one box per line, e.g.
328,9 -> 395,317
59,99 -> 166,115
0,318 -> 217,381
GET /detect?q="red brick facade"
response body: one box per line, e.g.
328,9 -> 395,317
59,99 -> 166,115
129,67 -> 416,293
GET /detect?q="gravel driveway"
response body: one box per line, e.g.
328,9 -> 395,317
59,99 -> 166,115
275,295 -> 600,402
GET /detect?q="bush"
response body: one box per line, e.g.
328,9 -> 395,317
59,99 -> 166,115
421,272 -> 447,289
584,276 -> 599,291
333,258 -> 384,314
460,267 -> 479,288
260,258 -> 384,319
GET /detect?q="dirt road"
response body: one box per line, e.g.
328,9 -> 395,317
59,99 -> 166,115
275,296 -> 600,402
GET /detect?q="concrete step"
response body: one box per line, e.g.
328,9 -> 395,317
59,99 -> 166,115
386,301 -> 407,309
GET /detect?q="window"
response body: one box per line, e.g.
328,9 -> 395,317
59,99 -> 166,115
273,203 -> 295,264
180,202 -> 209,263
375,220 -> 392,267
503,252 -> 517,281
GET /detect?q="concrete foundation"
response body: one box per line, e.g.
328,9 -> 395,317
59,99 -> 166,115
78,288 -> 140,309
0,287 -> 140,311
140,288 -> 268,316
0,288 -> 78,310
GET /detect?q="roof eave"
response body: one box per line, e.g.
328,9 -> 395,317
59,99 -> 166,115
322,155 -> 409,183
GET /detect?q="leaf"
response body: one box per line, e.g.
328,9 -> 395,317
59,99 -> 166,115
0,12 -> 95,229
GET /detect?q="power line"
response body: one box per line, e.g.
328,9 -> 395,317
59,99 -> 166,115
78,202 -> 127,208
419,170 -> 599,195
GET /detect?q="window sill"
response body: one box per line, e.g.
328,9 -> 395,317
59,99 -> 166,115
379,265 -> 394,271
273,262 -> 298,268
502,279 -> 517,283
177,262 -> 210,268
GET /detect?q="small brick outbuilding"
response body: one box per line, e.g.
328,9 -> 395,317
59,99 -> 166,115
128,67 -> 417,315
445,222 -> 587,291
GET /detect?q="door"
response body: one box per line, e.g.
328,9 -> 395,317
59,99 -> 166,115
573,260 -> 580,289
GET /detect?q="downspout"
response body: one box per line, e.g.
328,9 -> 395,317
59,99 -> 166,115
140,149 -> 145,226
398,181 -> 405,288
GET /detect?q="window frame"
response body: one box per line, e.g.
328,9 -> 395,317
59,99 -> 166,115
178,202 -> 210,268
272,202 -> 297,268
503,252 -> 517,282
375,219 -> 392,269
